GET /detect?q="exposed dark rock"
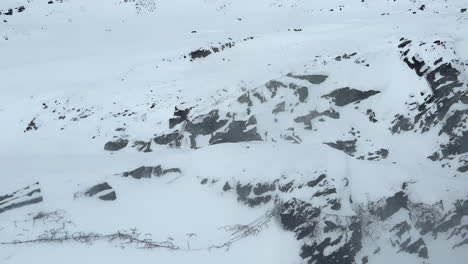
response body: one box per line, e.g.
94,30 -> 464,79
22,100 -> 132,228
169,107 -> 190,129
359,148 -> 389,161
185,110 -> 228,136
162,168 -> 182,175
300,217 -> 362,264
121,165 -> 181,179
366,109 -> 378,123
403,55 -> 428,77
294,109 -> 340,128
458,164 -> 468,172
99,191 -> 117,201
390,221 -> 411,238
133,140 -> 152,152
280,198 -> 320,234
82,182 -> 117,201
154,131 -> 182,147
223,182 -> 232,191
265,80 -> 287,98
439,110 -> 468,137
322,87 -> 380,106
440,131 -> 468,158
236,183 -> 252,200
279,181 -> 295,192
398,238 -> 428,258
288,83 -> 309,103
190,49 -> 211,60
391,115 -> 414,133
253,92 -> 266,103
313,187 -> 337,197
307,174 -> 326,188
324,139 -> 357,156
24,118 -> 38,132
209,118 -> 262,145
0,183 -> 43,214
104,139 -> 129,151
85,182 -> 112,197
434,198 -> 468,235
375,191 -> 408,221
243,195 -> 272,207
272,101 -> 286,114
123,166 -> 154,179
253,182 -> 276,195
287,73 -> 328,84
237,92 -> 253,106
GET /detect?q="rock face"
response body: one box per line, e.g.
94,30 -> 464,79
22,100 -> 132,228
120,165 -> 182,179
286,73 -> 329,84
0,183 -> 43,214
322,87 -> 380,106
84,182 -> 117,201
104,139 -> 129,151
392,38 -> 468,173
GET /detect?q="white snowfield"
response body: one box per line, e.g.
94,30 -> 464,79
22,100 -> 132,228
1,0 -> 468,263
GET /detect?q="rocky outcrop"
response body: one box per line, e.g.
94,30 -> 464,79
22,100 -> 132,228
84,182 -> 117,201
120,165 -> 182,179
0,183 -> 43,214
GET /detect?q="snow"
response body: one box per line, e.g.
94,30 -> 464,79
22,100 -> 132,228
1,0 -> 468,263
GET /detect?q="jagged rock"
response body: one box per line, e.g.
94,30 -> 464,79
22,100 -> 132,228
209,117 -> 262,145
398,237 -> 428,258
324,139 -> 357,156
280,198 -> 320,238
289,83 -> 309,102
24,118 -> 38,132
133,140 -> 152,152
253,92 -> 266,103
391,115 -> 414,133
236,183 -> 252,200
121,165 -> 181,179
185,110 -> 228,136
322,87 -> 380,106
300,219 -> 362,264
286,73 -> 328,84
265,80 -> 287,98
237,92 -> 253,106
222,182 -> 232,191
294,109 -> 339,129
0,183 -> 43,214
434,198 -> 468,235
375,191 -> 408,221
307,174 -> 326,188
169,107 -> 190,129
104,139 -> 129,151
153,131 -> 182,147
84,182 -> 116,201
253,182 -> 276,195
272,101 -> 286,114
358,148 -> 389,161
189,49 -> 211,60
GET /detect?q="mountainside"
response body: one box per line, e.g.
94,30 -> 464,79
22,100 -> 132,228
1,0 -> 468,263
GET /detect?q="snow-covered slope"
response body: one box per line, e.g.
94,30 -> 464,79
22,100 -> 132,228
1,0 -> 468,263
